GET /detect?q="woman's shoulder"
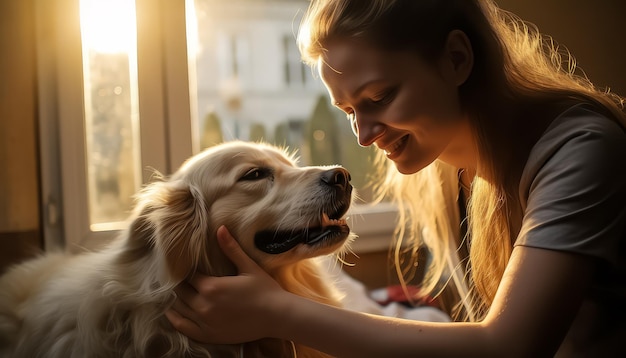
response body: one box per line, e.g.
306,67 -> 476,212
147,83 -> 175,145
522,104 -> 626,183
540,103 -> 624,147
517,103 -> 626,265
519,103 -> 626,215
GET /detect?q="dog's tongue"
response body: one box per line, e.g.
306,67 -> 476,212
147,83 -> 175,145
254,214 -> 347,254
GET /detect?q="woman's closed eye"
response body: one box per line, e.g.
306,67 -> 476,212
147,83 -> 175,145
370,88 -> 397,105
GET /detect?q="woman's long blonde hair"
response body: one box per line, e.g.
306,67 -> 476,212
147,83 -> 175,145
298,0 -> 626,321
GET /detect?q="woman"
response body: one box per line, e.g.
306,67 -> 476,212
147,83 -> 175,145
167,0 -> 626,356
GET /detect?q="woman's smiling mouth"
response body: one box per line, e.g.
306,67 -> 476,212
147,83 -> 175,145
383,135 -> 409,159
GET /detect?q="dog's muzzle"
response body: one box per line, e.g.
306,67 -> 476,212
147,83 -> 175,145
254,168 -> 352,254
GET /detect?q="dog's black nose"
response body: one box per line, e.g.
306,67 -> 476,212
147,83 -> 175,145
321,168 -> 352,191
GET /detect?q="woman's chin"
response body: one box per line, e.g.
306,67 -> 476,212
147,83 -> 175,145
391,156 -> 433,175
393,162 -> 421,175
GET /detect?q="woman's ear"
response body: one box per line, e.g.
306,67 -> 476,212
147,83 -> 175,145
440,30 -> 474,86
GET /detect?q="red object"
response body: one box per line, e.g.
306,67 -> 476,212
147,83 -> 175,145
373,285 -> 439,308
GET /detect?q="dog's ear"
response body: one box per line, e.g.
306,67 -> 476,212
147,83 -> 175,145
125,178 -> 237,283
148,180 -> 212,283
123,179 -> 213,283
119,203 -> 157,262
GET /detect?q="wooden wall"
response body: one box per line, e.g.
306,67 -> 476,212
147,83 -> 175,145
0,0 -> 43,273
498,0 -> 626,96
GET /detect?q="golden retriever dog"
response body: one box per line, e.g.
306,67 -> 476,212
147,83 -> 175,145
0,141 -> 354,358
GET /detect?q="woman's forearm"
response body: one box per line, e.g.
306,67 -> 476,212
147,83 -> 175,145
271,246 -> 592,358
273,292 -> 491,358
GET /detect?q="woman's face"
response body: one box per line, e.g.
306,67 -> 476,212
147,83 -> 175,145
319,38 -> 474,174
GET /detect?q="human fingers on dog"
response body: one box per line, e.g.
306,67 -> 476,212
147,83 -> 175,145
169,278 -> 246,344
167,282 -> 211,338
216,225 -> 263,274
172,280 -> 203,312
167,303 -> 237,344
170,225 -> 289,343
165,307 -> 208,343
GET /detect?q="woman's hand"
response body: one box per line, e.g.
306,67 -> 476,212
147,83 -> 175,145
165,225 -> 288,344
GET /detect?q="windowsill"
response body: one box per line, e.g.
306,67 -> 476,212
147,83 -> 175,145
346,202 -> 397,254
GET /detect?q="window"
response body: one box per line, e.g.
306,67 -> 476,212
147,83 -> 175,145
79,0 -> 142,231
283,34 -> 308,88
39,0 -> 396,253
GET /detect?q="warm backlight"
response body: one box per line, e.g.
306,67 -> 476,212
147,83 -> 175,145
79,0 -> 137,54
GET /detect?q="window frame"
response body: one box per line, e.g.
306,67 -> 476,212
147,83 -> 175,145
37,0 -> 396,254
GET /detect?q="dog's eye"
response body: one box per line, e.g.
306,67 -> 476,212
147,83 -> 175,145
239,168 -> 273,181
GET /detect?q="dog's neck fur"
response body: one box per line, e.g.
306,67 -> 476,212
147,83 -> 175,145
111,228 -> 335,357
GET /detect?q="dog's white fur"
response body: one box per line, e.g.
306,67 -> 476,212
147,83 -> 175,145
0,141 -> 353,358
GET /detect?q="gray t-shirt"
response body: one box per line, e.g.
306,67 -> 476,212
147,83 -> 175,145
517,104 -> 626,356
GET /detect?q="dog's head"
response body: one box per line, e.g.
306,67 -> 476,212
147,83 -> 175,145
127,141 -> 353,282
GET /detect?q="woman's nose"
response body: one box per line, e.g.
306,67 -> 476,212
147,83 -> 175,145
353,114 -> 385,147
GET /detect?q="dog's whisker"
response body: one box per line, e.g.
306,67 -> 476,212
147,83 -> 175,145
335,255 -> 355,268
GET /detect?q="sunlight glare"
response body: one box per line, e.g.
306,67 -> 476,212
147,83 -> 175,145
80,0 -> 137,54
